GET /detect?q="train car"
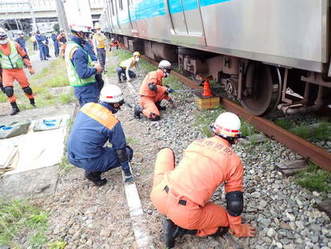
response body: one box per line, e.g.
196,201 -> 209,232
99,0 -> 331,116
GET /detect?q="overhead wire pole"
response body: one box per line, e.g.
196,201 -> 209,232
28,0 -> 37,32
55,0 -> 69,34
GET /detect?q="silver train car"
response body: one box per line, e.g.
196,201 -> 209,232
100,0 -> 331,115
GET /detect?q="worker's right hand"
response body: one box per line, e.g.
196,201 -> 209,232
229,224 -> 256,237
28,68 -> 35,75
94,64 -> 103,73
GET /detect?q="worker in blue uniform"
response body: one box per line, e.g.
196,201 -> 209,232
35,31 -> 47,61
15,32 -> 27,53
67,84 -> 134,186
64,24 -> 103,106
51,32 -> 59,57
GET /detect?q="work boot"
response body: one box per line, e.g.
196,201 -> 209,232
84,171 -> 107,186
10,102 -> 20,116
134,105 -> 142,119
164,218 -> 197,248
156,101 -> 166,111
29,98 -> 36,107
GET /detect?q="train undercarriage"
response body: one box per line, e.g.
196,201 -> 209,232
114,35 -> 331,116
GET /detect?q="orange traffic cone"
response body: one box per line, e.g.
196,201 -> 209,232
202,80 -> 213,97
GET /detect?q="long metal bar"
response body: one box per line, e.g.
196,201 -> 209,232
141,54 -> 331,171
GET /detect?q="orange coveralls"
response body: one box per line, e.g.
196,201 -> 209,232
138,69 -> 170,119
0,42 -> 33,103
150,136 -> 244,237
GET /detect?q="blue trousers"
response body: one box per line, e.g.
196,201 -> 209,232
74,83 -> 100,106
53,41 -> 60,57
68,146 -> 133,173
38,45 -> 47,61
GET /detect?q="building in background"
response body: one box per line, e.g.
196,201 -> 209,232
0,0 -> 103,34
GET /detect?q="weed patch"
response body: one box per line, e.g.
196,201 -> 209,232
0,199 -> 48,248
0,92 -> 7,103
295,162 -> 331,193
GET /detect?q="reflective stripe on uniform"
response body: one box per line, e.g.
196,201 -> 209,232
81,102 -> 119,129
0,42 -> 24,69
64,41 -> 95,87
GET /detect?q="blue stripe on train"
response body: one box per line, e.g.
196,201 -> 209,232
126,0 -> 231,23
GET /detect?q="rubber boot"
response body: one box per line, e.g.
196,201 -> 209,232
29,98 -> 36,107
134,105 -> 142,119
84,171 -> 107,186
10,102 -> 20,116
164,219 -> 179,249
156,101 -> 166,111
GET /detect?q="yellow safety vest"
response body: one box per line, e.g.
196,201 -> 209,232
0,42 -> 24,69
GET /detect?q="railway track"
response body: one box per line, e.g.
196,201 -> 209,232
141,55 -> 331,171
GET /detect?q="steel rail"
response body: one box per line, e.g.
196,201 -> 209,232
141,55 -> 331,171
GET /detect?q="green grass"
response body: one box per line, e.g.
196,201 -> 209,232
59,154 -> 74,176
274,119 -> 294,130
0,92 -> 7,103
48,241 -> 67,249
194,107 -> 224,137
127,136 -> 139,145
295,162 -> 331,193
0,199 -> 49,248
290,122 -> 331,141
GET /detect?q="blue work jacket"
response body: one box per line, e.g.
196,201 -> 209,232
67,102 -> 127,160
70,36 -> 97,79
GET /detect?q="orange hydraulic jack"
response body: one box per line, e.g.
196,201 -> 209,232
202,80 -> 213,97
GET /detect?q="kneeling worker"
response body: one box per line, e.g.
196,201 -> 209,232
67,85 -> 134,185
150,112 -> 256,248
134,60 -> 174,121
116,51 -> 140,82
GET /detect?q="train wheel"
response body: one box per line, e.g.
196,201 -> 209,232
241,63 -> 281,116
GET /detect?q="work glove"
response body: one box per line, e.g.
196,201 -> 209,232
167,87 -> 175,94
229,224 -> 256,238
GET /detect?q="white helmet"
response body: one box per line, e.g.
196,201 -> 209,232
70,24 -> 90,33
99,85 -> 124,103
212,112 -> 241,138
158,60 -> 171,70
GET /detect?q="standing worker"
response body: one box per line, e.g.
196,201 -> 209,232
150,112 -> 256,248
30,33 -> 37,51
92,23 -> 107,73
35,31 -> 47,61
57,30 -> 67,58
134,60 -> 175,121
116,51 -> 140,83
15,32 -> 27,53
67,84 -> 134,185
51,32 -> 60,57
64,24 -> 103,106
0,28 -> 35,115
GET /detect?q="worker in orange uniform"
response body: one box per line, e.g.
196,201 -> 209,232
134,60 -> 175,121
0,28 -> 35,115
150,112 -> 256,248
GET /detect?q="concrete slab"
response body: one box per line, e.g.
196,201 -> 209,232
0,165 -> 59,199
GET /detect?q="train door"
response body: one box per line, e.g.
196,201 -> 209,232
168,0 -> 189,34
182,0 -> 204,36
113,0 -> 121,29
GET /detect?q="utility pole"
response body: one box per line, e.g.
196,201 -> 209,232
28,0 -> 37,32
55,0 -> 69,34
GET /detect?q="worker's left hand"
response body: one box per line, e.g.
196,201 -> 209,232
28,68 -> 35,75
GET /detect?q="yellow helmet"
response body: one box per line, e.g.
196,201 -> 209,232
133,51 -> 140,57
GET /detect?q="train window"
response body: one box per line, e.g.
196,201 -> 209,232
119,0 -> 123,10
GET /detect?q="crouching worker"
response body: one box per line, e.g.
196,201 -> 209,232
67,85 -> 134,186
134,60 -> 175,121
116,51 -> 140,83
150,112 -> 256,248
